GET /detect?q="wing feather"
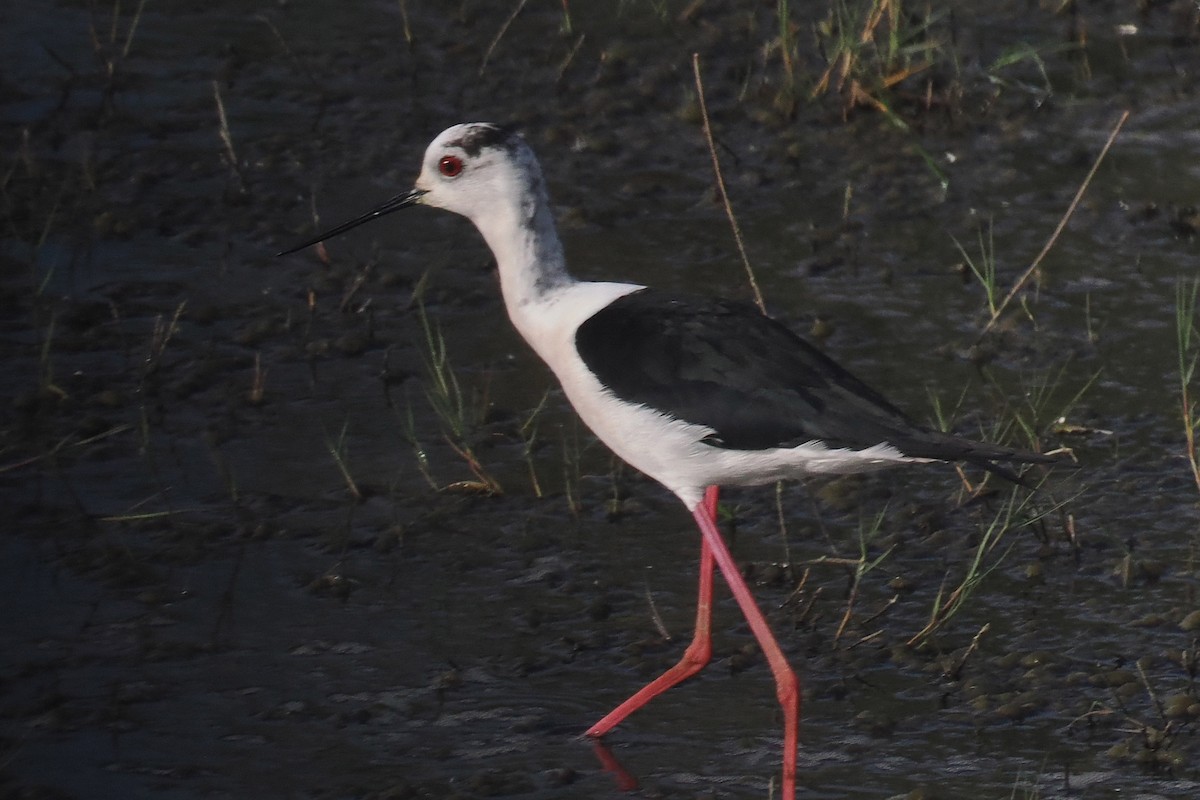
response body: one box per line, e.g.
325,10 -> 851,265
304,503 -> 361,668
573,289 -> 1053,476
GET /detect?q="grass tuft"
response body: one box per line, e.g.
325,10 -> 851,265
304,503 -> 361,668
952,217 -> 999,318
908,479 -> 1071,646
414,303 -> 501,495
833,505 -> 894,644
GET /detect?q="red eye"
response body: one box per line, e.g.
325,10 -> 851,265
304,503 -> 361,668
438,155 -> 463,177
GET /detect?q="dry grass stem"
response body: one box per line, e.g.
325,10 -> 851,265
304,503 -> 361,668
212,80 -> 245,187
1177,278 -> 1200,493
444,437 -> 503,495
691,53 -> 765,314
398,0 -> 413,45
248,352 -> 267,406
121,0 -> 147,59
644,579 -> 672,640
949,622 -> 990,678
556,33 -> 585,84
327,423 -> 363,501
979,109 -> 1130,338
480,0 -> 530,77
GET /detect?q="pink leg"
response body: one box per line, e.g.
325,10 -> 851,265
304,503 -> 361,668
691,488 -> 800,799
586,486 -> 719,738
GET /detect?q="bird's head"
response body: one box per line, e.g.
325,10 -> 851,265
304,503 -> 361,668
278,122 -> 538,256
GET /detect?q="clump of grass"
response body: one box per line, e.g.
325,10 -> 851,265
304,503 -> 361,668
771,0 -> 801,114
952,217 -> 1000,319
518,388 -> 552,498
833,506 -> 895,644
808,0 -> 951,187
413,303 -> 501,495
933,359 -> 1092,478
926,382 -> 1019,498
908,481 -> 1068,646
1000,361 -> 1099,456
560,421 -> 586,516
1176,277 -> 1200,494
810,0 -> 943,110
908,489 -> 1017,646
987,42 -> 1064,101
417,304 -> 471,440
398,399 -> 439,492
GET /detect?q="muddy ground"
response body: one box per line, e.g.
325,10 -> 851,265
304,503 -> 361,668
2,1 -> 1200,798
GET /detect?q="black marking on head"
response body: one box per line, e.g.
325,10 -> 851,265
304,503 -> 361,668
574,289 -> 1056,478
449,123 -> 519,157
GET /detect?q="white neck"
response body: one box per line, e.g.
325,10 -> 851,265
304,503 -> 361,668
470,176 -> 575,322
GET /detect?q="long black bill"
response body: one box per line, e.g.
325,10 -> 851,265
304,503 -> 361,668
277,187 -> 428,256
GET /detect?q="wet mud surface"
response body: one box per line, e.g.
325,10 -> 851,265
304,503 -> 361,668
2,1 -> 1200,798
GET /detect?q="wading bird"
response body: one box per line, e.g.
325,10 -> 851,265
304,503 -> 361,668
282,122 -> 1054,798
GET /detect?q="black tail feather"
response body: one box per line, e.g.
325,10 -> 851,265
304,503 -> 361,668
900,430 -> 1063,487
968,457 -> 1045,487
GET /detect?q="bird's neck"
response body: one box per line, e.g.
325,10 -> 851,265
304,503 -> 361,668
473,188 -> 575,319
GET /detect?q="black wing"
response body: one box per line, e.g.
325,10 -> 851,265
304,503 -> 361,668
574,288 -> 1052,475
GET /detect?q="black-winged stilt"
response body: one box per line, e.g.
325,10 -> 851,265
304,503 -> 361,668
282,122 -> 1056,798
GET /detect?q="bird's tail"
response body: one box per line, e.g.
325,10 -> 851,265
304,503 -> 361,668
902,432 -> 1062,486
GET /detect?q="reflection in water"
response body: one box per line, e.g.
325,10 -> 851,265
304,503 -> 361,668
592,739 -> 640,792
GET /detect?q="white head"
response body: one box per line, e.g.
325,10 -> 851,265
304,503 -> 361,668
413,123 -> 545,221
279,122 -> 549,255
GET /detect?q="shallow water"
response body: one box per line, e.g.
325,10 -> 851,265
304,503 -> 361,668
2,1 -> 1200,798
